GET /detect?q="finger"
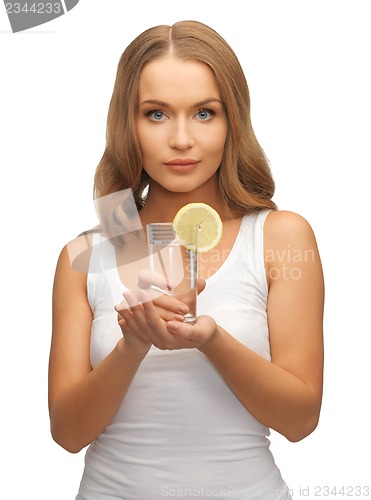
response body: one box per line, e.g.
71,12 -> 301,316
139,289 -> 156,311
197,278 -> 206,295
164,321 -> 200,349
118,318 -> 127,328
115,297 -> 130,315
136,290 -> 182,322
138,290 -> 184,349
138,279 -> 191,316
138,269 -> 171,291
124,290 -> 163,345
166,320 -> 195,340
129,284 -> 170,305
119,318 -> 152,344
116,304 -> 133,321
123,290 -> 142,311
152,293 -> 189,315
139,289 -> 165,325
117,299 -> 153,343
139,286 -> 167,302
158,308 -> 186,322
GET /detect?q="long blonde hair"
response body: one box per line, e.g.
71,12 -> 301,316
94,20 -> 277,216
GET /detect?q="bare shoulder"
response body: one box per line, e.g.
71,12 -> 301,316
265,210 -> 314,236
62,231 -> 94,276
52,232 -> 95,308
53,232 -> 94,311
264,210 -> 317,246
263,210 -> 322,287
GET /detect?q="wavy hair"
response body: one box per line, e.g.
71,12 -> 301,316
94,20 -> 277,219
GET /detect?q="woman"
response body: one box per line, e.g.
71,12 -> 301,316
49,21 -> 324,499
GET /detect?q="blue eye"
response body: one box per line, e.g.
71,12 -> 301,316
146,110 -> 165,121
197,109 -> 215,121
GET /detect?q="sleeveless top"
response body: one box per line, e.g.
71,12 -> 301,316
76,209 -> 292,500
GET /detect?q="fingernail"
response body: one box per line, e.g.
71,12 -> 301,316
167,322 -> 178,332
178,304 -> 189,313
174,314 -> 185,322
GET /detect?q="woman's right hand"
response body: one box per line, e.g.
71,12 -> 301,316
115,289 -> 189,357
115,306 -> 152,358
115,272 -> 206,355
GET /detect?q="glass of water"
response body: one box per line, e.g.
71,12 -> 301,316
147,223 -> 198,324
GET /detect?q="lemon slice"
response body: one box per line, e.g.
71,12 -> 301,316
172,203 -> 223,253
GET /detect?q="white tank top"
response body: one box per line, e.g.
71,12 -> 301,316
76,209 -> 291,499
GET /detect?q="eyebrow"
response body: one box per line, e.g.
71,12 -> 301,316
139,98 -> 223,107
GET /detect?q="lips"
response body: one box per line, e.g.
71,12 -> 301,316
163,158 -> 200,172
164,158 -> 200,166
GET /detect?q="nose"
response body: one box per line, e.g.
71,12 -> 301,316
168,118 -> 195,150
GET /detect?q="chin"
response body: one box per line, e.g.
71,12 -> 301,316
150,174 -> 218,195
159,180 -> 200,193
167,185 -> 196,193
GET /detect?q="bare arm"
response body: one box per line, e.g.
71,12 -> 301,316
196,211 -> 324,441
48,240 -> 148,453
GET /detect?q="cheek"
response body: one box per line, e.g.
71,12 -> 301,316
137,125 -> 161,157
203,127 -> 227,157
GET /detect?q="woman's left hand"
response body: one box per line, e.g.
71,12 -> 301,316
116,287 -> 217,351
166,314 -> 218,350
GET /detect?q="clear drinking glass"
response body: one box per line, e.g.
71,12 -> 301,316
147,223 -> 198,324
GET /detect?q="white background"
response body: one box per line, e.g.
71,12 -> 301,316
1,1 -> 370,498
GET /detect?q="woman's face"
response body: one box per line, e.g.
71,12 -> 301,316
136,56 -> 228,194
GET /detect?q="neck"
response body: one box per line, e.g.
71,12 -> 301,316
139,177 -> 231,225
